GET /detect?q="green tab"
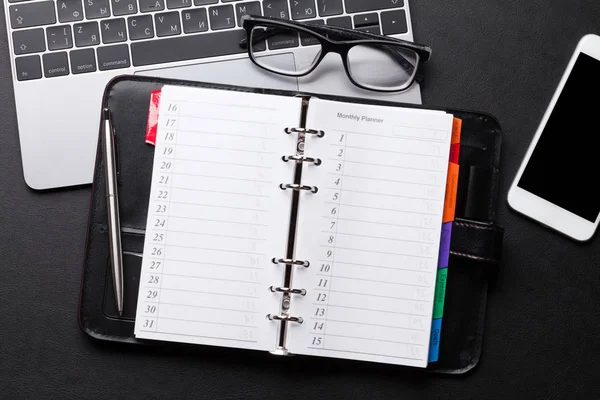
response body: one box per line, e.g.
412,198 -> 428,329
432,268 -> 448,319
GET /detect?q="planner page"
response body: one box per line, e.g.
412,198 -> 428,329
287,99 -> 454,367
134,86 -> 301,352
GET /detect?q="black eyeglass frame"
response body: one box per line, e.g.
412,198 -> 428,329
241,15 -> 432,93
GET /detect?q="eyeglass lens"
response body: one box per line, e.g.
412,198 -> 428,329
248,23 -> 419,91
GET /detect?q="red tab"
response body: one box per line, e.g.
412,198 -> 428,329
449,143 -> 460,164
145,90 -> 162,145
449,118 -> 462,163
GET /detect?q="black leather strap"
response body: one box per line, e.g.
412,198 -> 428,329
463,166 -> 500,221
450,218 -> 504,265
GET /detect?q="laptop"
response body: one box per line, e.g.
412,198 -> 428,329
4,0 -> 421,190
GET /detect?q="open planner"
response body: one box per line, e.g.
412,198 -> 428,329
133,85 -> 458,368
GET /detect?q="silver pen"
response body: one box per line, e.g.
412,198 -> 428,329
102,108 -> 124,316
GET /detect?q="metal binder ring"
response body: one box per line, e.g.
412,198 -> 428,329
269,286 -> 307,296
284,127 -> 325,138
282,155 -> 322,165
267,314 -> 304,324
279,183 -> 318,193
271,258 -> 310,268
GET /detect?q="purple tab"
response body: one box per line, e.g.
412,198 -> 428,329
437,223 -> 452,269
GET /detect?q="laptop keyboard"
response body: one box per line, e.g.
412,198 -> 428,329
8,0 -> 409,81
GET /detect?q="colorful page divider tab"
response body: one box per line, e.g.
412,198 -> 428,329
428,117 -> 461,363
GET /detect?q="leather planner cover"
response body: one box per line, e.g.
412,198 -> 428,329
78,75 -> 504,374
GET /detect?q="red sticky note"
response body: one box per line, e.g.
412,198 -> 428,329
145,90 -> 162,145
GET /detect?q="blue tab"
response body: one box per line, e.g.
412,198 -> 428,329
428,318 -> 443,363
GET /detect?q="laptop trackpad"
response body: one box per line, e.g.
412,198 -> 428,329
135,54 -> 299,91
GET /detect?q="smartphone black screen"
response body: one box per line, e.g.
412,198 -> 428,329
518,53 -> 600,222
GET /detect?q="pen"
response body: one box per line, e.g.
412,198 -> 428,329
102,108 -> 124,316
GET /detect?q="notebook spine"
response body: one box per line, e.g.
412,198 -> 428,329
268,103 -> 324,354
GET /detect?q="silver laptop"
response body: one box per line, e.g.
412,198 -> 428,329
4,0 -> 421,190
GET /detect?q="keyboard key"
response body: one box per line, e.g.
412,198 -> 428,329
155,12 -> 181,37
194,0 -> 217,4
57,0 -> 84,23
9,2 -> 56,29
381,9 -> 407,35
13,28 -> 45,55
43,52 -> 70,77
101,18 -> 128,43
356,25 -> 380,34
300,19 -> 323,46
128,15 -> 155,40
97,44 -> 130,70
353,13 -> 378,28
70,48 -> 97,74
85,0 -> 111,19
326,15 -> 351,28
236,2 -> 261,26
111,0 -> 137,15
208,5 -> 235,30
268,31 -> 299,50
74,21 -> 101,47
182,9 -> 208,33
316,0 -> 342,17
344,0 -> 404,13
139,0 -> 164,12
167,0 -> 192,9
290,0 -> 316,20
15,55 -> 42,81
47,25 -> 74,50
263,0 -> 289,19
131,29 -> 246,66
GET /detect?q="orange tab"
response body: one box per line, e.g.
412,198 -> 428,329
451,118 -> 462,145
442,162 -> 460,223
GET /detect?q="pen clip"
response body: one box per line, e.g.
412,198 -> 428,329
104,108 -> 122,186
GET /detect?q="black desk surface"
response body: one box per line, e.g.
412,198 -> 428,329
1,1 -> 599,399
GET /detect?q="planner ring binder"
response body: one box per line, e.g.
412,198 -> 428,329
282,155 -> 322,165
267,314 -> 304,324
271,258 -> 310,267
269,286 -> 307,296
279,183 -> 318,193
284,127 -> 325,137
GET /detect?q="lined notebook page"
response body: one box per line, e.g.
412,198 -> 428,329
287,99 -> 454,367
134,86 -> 301,351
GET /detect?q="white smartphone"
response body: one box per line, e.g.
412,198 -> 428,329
508,34 -> 600,241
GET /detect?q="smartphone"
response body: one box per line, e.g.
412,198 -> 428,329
508,34 -> 600,241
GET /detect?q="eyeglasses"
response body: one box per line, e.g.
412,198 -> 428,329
239,15 -> 432,93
